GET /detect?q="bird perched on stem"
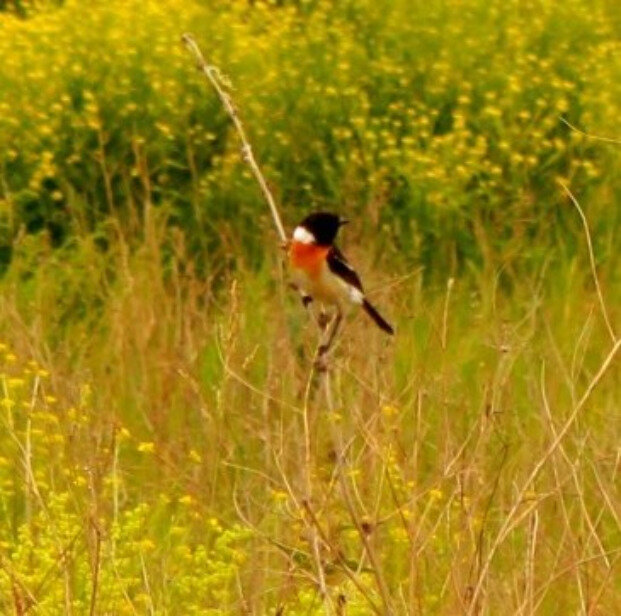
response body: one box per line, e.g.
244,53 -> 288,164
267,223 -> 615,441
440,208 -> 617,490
288,212 -> 393,356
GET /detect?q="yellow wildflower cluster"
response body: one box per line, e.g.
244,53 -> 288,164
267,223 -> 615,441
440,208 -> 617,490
0,0 -> 618,273
0,341 -> 251,612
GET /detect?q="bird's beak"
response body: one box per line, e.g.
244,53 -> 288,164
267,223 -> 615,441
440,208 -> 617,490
339,217 -> 350,226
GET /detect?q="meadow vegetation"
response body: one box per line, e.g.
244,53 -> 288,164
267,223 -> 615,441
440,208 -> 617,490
0,0 -> 619,613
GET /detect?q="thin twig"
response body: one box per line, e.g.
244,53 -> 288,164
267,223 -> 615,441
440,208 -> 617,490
89,520 -> 102,616
299,346 -> 331,610
301,500 -> 384,615
465,442 -> 509,612
322,372 -> 394,614
441,277 -> 454,350
559,117 -> 621,146
271,454 -> 333,613
530,549 -> 621,612
559,181 -> 616,343
184,34 -> 337,611
1,556 -> 38,613
467,337 -> 621,613
181,34 -> 287,243
182,35 -> 391,613
540,363 -> 611,568
539,363 -> 589,600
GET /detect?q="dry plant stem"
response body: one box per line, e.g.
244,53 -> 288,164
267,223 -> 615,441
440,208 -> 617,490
316,311 -> 343,363
232,486 -> 316,572
541,365 -> 610,568
289,343 -> 331,611
1,557 -> 38,612
31,528 -> 83,605
559,182 -> 616,343
19,377 -> 75,610
216,336 -> 298,412
301,500 -> 383,615
441,277 -> 454,350
466,443 -> 509,601
181,34 -> 287,243
139,551 -> 156,615
183,35 -> 330,606
542,397 -> 589,599
587,456 -> 621,530
532,549 -> 621,614
467,337 -> 621,614
96,124 -> 116,215
111,430 -> 120,557
183,34 -> 374,610
321,372 -> 394,614
89,522 -> 102,616
559,116 -> 621,146
520,509 -> 539,616
271,456 -> 333,613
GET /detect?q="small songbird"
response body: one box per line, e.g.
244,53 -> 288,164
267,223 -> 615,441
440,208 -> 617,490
288,212 -> 393,352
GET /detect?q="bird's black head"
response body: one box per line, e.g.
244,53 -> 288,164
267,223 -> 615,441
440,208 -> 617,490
297,212 -> 348,246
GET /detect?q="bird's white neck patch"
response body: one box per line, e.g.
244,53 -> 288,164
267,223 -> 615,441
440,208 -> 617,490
293,226 -> 316,245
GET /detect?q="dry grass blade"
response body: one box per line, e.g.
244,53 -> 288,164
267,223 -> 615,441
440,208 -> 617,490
181,33 -> 287,243
560,116 -> 621,146
559,181 -> 617,343
301,500 -> 384,616
182,33 -> 354,613
2,3 -> 620,613
467,337 -> 621,613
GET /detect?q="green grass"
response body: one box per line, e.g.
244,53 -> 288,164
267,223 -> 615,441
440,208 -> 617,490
0,0 -> 620,613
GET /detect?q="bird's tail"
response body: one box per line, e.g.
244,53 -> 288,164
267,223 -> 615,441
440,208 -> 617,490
362,299 -> 394,335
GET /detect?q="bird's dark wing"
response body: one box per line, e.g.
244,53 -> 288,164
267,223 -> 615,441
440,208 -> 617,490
327,246 -> 364,292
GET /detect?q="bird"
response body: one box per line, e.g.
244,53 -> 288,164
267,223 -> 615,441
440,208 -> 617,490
288,211 -> 393,353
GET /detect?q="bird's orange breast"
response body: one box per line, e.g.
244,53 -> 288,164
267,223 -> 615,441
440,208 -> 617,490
289,241 -> 329,280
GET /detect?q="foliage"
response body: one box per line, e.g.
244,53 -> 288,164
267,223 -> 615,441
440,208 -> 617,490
0,345 -> 253,613
0,0 -> 620,276
0,0 -> 619,614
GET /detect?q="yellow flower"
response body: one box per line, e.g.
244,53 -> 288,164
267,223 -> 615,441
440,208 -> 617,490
137,441 -> 155,454
389,526 -> 410,544
139,539 -> 156,552
428,488 -> 443,502
1,398 -> 15,410
270,489 -> 288,503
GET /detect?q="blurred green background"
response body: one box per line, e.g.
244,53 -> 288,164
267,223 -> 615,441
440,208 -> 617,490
0,1 -> 619,614
2,0 -> 619,278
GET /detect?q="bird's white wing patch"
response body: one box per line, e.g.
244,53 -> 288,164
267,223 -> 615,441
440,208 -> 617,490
345,283 -> 364,305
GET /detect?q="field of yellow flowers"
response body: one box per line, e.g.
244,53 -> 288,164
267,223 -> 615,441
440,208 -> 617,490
0,0 -> 620,613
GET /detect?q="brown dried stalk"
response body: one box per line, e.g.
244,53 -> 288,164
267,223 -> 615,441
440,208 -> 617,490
182,34 -> 356,614
181,34 -> 287,243
467,336 -> 621,613
558,181 -> 616,343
